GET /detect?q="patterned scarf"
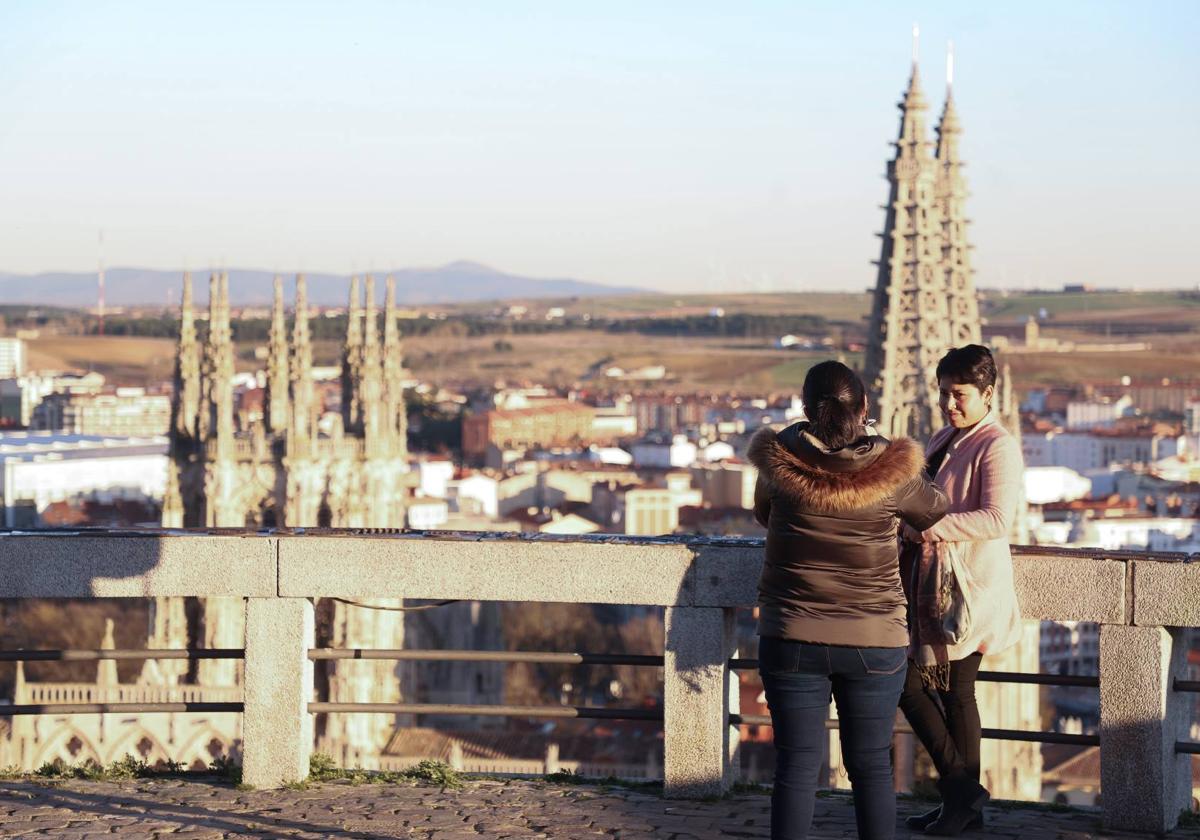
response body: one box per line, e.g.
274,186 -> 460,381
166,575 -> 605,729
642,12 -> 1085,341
902,539 -> 954,691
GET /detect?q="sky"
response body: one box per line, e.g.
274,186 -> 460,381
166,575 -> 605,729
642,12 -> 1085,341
0,1 -> 1197,293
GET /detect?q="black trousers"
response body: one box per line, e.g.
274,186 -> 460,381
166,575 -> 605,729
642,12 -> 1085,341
898,653 -> 983,783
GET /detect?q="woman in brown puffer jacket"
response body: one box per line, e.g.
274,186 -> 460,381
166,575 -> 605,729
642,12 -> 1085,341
748,360 -> 947,840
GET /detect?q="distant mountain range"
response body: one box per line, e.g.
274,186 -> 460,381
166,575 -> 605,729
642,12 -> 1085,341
0,262 -> 647,308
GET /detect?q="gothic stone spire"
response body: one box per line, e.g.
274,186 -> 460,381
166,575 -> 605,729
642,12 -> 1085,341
360,275 -> 384,446
863,60 -> 951,440
213,272 -> 236,448
935,74 -> 982,349
383,275 -> 408,454
171,272 -> 201,440
265,275 -> 291,434
342,276 -> 364,432
290,274 -> 316,447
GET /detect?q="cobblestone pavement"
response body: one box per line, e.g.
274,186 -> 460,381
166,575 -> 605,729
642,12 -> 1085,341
1,778 -> 1198,839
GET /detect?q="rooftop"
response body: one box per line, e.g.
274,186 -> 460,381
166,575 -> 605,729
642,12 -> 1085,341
0,432 -> 168,460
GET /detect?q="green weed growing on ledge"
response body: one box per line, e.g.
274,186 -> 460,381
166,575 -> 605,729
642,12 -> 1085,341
305,754 -> 464,789
32,756 -> 159,781
209,755 -> 243,785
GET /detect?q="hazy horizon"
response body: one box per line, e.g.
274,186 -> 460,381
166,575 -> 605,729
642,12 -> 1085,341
1,1 -> 1196,292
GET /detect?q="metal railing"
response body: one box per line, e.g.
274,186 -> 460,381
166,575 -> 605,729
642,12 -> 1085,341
1,645 -> 1120,742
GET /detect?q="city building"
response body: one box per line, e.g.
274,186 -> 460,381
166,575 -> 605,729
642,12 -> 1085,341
690,462 -> 757,511
0,371 -> 107,428
407,497 -> 450,530
594,471 -> 702,536
1024,429 -> 1184,472
591,405 -> 638,440
0,432 -> 168,527
631,434 -> 698,469
31,388 -> 171,437
1065,395 -> 1134,430
0,337 -> 26,379
462,401 -> 595,464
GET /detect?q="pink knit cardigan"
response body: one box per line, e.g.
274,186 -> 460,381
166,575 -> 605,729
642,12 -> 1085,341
919,411 -> 1025,659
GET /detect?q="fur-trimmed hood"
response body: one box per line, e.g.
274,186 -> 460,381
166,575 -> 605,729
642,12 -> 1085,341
748,422 -> 923,513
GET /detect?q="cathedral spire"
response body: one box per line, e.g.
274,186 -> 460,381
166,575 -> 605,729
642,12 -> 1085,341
214,272 -> 235,447
171,273 -> 201,440
196,273 -> 221,442
265,275 -> 291,434
862,52 -> 949,440
363,274 -> 378,347
361,275 -> 384,445
342,276 -> 363,432
935,43 -> 981,350
383,275 -> 408,452
290,275 -> 315,446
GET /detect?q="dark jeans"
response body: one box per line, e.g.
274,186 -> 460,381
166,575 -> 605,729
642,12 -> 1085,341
758,637 -> 907,840
897,653 -> 984,784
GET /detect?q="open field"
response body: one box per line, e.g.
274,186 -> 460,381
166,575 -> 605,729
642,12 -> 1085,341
981,290 -> 1200,321
21,288 -> 1200,394
402,332 -> 821,393
27,328 -> 1200,396
27,336 -> 178,386
446,291 -> 874,322
447,289 -> 1200,327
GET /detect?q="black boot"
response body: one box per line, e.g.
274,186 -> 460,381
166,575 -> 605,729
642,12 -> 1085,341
907,804 -> 983,832
924,775 -> 988,836
905,804 -> 941,830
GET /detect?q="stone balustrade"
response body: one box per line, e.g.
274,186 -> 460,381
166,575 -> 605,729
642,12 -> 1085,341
0,530 -> 1196,832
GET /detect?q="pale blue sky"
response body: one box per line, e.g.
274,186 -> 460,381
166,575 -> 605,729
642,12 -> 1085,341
0,1 -> 1196,292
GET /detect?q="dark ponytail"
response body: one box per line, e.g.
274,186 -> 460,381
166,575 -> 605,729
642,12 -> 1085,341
802,361 -> 867,450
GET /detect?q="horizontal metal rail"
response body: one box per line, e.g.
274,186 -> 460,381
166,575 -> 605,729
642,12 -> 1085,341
1174,679 -> 1200,693
1,702 -> 243,715
0,649 -> 244,662
981,728 -> 1100,747
732,659 -> 1098,688
977,671 -> 1099,688
309,702 -> 661,721
308,649 -> 663,666
1177,742 -> 1200,755
730,714 -> 1100,747
0,648 -> 1109,691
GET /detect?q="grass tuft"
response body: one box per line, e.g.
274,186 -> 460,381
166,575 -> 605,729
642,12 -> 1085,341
209,755 -> 243,785
305,753 -> 464,789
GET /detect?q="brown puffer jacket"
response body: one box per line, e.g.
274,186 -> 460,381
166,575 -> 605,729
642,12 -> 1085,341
747,422 -> 948,648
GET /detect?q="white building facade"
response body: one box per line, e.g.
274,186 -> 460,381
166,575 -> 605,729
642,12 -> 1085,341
0,432 -> 168,527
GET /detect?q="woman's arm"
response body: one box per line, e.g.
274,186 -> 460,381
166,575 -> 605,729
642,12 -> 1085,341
753,475 -> 771,528
924,435 -> 1024,543
895,474 -> 949,532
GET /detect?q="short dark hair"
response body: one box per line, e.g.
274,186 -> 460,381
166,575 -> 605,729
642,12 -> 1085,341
802,360 -> 866,450
936,344 -> 997,392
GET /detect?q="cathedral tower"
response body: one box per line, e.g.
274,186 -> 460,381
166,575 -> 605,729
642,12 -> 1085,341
934,44 -> 982,349
863,51 -> 950,440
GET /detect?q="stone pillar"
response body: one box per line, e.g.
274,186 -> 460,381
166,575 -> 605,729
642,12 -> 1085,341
243,598 -> 313,788
663,606 -> 737,797
1098,624 -> 1191,833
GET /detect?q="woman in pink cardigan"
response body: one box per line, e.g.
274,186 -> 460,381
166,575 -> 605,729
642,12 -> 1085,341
898,345 -> 1025,836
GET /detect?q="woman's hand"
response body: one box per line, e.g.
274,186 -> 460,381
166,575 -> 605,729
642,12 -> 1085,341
901,523 -> 926,543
